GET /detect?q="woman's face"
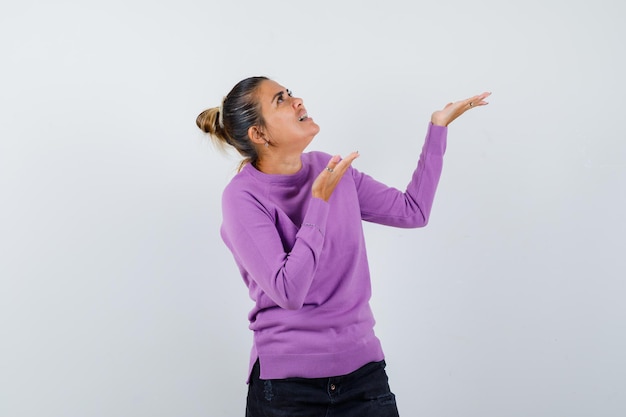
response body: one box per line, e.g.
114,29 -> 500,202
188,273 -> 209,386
256,79 -> 320,153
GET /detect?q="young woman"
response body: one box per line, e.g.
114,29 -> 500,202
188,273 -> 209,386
196,76 -> 489,417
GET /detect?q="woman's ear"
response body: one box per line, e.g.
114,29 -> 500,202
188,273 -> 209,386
248,125 -> 266,146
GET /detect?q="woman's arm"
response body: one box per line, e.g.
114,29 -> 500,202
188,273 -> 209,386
355,91 -> 491,227
354,123 -> 446,228
221,191 -> 330,310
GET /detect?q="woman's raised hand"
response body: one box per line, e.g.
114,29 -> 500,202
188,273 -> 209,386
431,92 -> 491,127
311,152 -> 360,202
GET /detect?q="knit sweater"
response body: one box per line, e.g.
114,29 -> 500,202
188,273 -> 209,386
220,123 -> 447,381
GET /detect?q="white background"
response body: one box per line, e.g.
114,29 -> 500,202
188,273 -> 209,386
1,0 -> 625,416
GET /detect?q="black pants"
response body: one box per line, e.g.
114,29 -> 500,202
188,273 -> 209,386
245,359 -> 400,417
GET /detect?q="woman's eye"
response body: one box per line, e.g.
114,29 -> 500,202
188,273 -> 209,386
276,90 -> 292,105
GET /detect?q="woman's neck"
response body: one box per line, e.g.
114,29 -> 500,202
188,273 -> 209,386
255,153 -> 302,175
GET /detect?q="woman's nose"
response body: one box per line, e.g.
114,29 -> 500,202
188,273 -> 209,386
292,97 -> 303,108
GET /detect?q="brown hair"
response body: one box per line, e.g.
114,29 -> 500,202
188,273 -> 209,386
196,76 -> 269,168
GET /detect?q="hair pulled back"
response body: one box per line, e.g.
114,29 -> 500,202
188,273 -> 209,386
196,76 -> 269,167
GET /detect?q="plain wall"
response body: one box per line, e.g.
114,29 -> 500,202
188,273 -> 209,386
1,0 -> 625,416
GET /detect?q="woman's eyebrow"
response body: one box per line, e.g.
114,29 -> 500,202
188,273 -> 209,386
271,89 -> 287,104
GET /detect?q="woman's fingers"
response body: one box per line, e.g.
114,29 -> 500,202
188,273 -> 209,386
313,152 -> 360,202
466,92 -> 491,109
333,152 -> 359,173
432,92 -> 491,126
324,152 -> 359,175
324,154 -> 342,173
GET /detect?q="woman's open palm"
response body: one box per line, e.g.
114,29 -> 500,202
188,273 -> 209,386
311,152 -> 360,202
431,92 -> 491,127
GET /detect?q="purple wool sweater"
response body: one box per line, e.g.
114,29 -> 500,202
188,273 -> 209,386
220,123 -> 447,381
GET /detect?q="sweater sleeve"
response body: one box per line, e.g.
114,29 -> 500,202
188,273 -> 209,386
354,123 -> 447,228
221,188 -> 329,310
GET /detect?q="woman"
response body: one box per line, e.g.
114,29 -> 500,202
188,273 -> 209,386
196,76 -> 489,417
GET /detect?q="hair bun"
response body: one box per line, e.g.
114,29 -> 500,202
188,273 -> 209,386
196,107 -> 219,134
